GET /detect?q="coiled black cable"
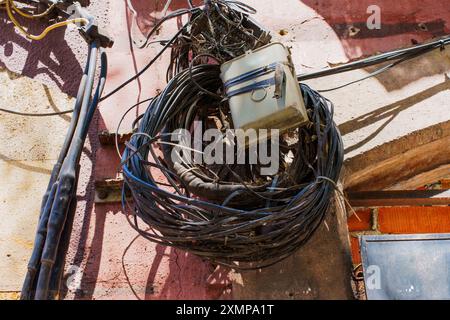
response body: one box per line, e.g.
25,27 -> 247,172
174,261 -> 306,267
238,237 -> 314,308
121,65 -> 344,270
21,42 -> 108,300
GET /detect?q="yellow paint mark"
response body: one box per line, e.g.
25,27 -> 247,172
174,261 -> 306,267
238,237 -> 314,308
0,292 -> 20,300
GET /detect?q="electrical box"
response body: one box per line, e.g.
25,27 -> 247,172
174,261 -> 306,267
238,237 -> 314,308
220,42 -> 308,143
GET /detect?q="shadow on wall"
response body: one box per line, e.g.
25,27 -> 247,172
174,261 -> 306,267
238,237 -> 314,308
301,0 -> 450,59
142,245 -> 232,300
0,12 -> 84,97
63,203 -> 232,300
301,0 -> 450,91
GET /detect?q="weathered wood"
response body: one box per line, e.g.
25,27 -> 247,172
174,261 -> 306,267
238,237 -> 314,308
344,123 -> 450,191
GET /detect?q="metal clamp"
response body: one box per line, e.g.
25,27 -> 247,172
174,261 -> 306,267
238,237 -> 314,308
38,0 -> 114,48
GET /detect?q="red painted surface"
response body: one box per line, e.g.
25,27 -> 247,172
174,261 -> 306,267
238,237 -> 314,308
302,0 -> 450,60
350,237 -> 362,265
94,1 -> 450,298
66,203 -> 231,300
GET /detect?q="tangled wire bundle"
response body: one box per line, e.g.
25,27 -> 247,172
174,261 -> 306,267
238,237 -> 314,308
122,63 -> 344,269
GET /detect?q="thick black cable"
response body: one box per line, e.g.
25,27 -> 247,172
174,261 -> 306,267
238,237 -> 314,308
21,42 -> 108,300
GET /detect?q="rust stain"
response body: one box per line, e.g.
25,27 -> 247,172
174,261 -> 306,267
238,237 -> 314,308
441,179 -> 450,189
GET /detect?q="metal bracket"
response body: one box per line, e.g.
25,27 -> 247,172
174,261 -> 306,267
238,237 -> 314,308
72,3 -> 113,48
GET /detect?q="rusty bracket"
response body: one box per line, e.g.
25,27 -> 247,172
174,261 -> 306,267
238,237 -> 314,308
98,130 -> 133,146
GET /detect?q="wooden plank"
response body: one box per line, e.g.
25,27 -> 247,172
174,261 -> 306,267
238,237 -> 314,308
348,190 -> 450,207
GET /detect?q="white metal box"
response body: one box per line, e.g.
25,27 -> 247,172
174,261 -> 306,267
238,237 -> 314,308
220,42 -> 308,137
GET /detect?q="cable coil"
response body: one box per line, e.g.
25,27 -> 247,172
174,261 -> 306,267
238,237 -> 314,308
122,64 -> 344,269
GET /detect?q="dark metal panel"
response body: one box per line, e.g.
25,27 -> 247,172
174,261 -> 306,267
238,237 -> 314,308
360,234 -> 450,300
